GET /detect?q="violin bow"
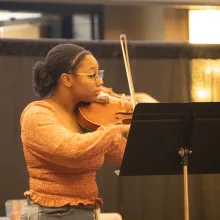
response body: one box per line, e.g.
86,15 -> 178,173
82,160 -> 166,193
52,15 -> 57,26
120,34 -> 137,110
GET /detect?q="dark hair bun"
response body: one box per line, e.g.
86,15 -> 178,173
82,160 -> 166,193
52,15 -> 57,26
32,43 -> 90,98
32,61 -> 54,98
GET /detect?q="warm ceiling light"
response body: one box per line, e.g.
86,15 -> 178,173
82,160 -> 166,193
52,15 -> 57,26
189,10 -> 220,44
195,88 -> 212,101
0,12 -> 42,21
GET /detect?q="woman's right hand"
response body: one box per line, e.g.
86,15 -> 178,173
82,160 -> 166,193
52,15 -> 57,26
119,124 -> 130,139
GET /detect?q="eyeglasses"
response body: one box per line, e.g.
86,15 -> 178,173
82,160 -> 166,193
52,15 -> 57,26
76,70 -> 104,83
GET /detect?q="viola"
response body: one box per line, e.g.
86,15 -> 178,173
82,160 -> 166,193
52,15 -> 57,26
75,86 -> 158,131
75,34 -> 158,131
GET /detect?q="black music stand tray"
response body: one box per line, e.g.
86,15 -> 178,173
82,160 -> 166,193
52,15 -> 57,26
117,102 -> 220,220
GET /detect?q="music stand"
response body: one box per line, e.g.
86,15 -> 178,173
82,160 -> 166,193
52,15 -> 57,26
117,102 -> 220,220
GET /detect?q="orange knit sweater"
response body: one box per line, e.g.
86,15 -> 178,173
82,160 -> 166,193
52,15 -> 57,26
20,100 -> 126,207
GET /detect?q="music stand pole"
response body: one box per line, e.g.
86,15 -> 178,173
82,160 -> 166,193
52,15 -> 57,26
178,147 -> 192,220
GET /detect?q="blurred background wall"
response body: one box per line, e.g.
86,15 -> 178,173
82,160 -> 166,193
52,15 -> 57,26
0,1 -> 220,220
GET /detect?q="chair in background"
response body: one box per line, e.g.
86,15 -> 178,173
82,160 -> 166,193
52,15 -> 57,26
0,217 -> 10,220
100,213 -> 122,220
5,200 -> 26,220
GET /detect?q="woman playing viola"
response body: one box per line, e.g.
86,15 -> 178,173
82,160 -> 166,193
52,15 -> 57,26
20,44 -> 130,220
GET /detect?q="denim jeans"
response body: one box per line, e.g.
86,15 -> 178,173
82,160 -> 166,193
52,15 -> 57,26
20,198 -> 99,220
